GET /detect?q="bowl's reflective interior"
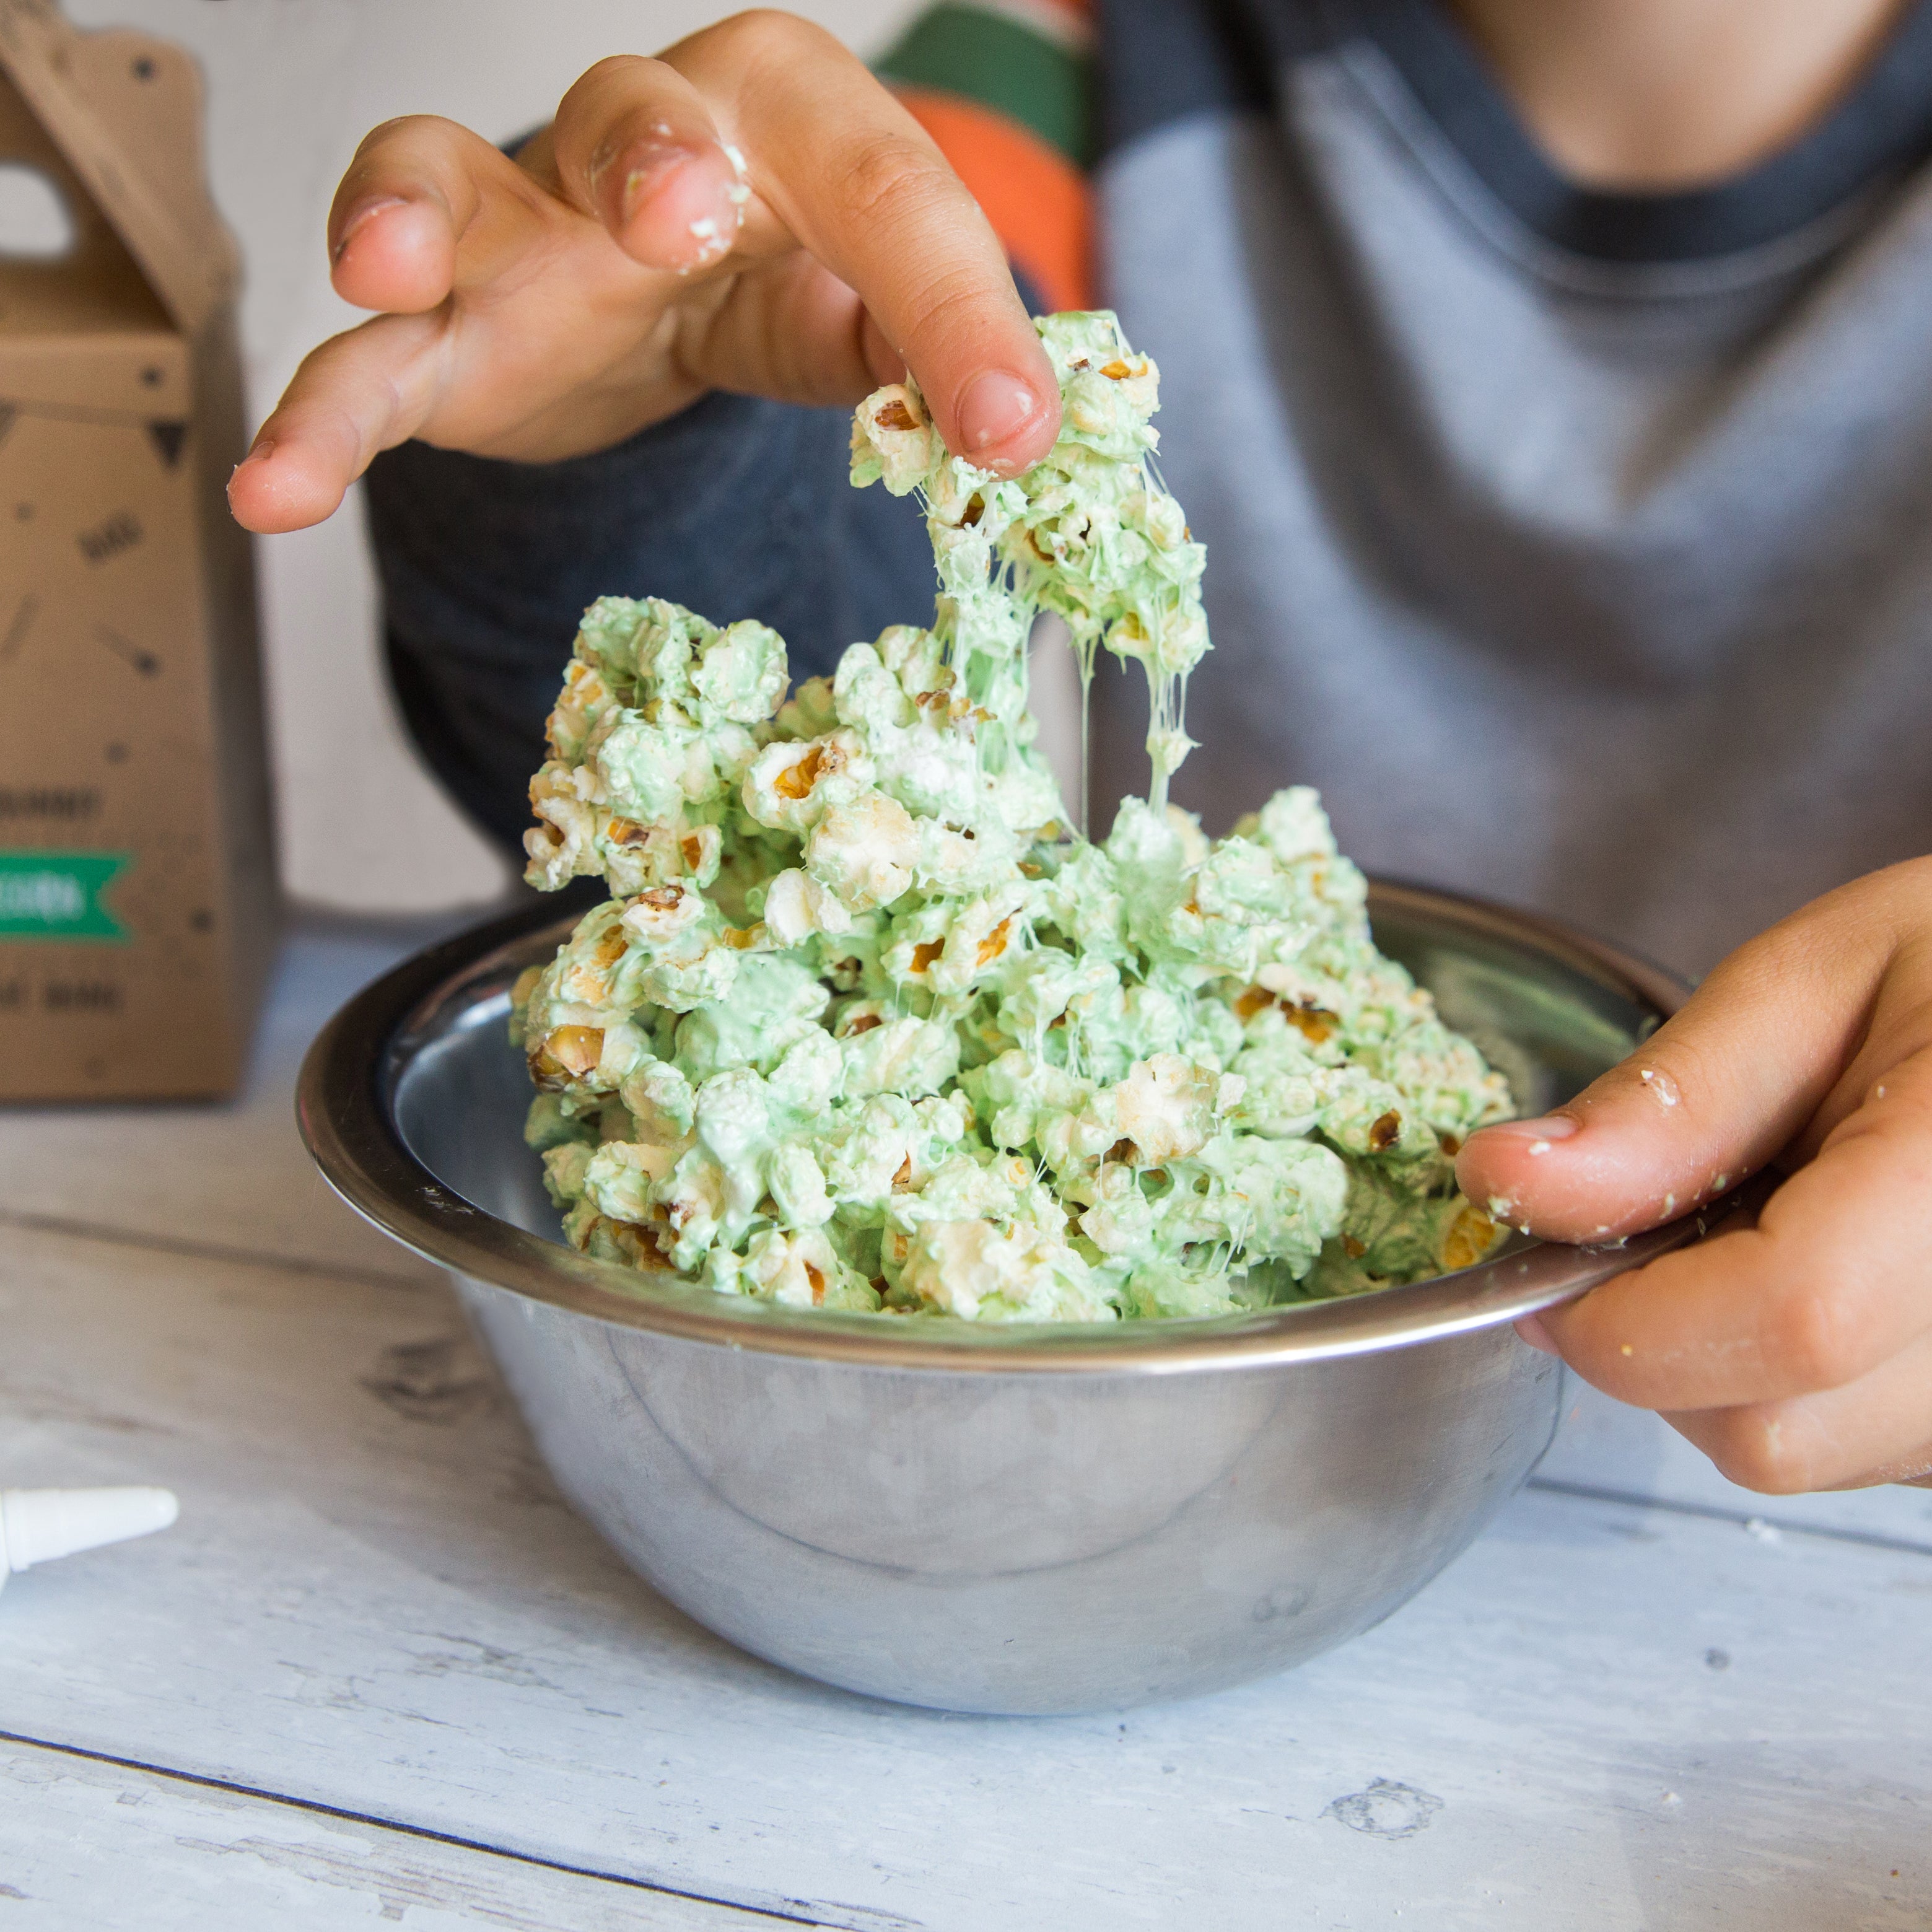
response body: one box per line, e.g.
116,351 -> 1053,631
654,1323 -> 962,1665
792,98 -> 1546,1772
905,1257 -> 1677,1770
1375,903 -> 1652,1117
393,892 -> 1654,1262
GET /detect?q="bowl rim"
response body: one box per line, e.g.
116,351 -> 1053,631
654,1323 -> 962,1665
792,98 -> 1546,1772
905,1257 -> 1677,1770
297,880 -> 1751,1377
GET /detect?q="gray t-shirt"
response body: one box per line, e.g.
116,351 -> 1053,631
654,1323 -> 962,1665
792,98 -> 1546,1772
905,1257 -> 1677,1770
1097,0 -> 1932,972
368,0 -> 1932,977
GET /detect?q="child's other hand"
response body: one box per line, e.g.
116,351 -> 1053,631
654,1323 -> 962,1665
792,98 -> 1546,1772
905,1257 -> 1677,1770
229,11 -> 1060,533
1458,859 -> 1932,1494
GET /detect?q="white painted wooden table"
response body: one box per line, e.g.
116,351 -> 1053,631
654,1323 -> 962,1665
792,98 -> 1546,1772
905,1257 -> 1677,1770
2,921 -> 1928,1930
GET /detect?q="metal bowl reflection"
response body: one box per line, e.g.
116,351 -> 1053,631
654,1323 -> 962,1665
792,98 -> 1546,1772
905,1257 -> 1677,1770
299,883 -> 1713,1715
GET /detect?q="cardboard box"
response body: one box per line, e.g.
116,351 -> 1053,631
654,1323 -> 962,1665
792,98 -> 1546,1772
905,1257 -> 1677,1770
0,0 -> 277,1100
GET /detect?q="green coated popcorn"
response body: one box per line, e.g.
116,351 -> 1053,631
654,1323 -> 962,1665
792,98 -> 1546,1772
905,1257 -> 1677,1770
512,311 -> 1513,1321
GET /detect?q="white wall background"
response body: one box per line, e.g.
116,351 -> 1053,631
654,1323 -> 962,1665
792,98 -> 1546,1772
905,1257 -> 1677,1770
60,0 -> 925,913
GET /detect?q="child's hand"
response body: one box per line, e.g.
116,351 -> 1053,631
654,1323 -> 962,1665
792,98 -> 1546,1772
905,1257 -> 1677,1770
228,11 -> 1059,534
1458,858 -> 1932,1494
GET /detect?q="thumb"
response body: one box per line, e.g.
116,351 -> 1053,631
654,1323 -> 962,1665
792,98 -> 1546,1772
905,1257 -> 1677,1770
1456,894 -> 1890,1243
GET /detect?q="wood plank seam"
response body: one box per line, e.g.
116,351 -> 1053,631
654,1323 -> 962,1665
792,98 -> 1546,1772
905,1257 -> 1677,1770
1526,1477 -> 1932,1557
0,1726 -> 851,1930
0,1207 -> 434,1294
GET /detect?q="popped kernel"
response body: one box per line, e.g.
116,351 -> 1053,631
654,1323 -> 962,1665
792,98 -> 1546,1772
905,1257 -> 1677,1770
514,313 -> 1513,1319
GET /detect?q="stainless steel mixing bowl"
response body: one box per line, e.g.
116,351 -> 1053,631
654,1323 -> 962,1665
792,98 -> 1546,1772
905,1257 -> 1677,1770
300,883 -> 1733,1716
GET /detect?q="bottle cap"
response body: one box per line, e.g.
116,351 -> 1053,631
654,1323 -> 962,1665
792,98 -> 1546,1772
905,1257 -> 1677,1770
0,1487 -> 178,1594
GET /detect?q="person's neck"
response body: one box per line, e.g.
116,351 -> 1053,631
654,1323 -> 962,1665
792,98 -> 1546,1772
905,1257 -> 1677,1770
1446,0 -> 1912,190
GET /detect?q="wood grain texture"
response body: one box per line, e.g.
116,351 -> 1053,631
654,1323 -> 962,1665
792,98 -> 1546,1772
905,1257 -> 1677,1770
0,1734 -> 772,1929
1,927 -> 1927,1930
2,1212 -> 1928,1931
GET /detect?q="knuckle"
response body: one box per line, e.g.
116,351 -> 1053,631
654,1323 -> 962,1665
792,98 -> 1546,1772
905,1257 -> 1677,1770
1898,853 -> 1932,905
577,53 -> 652,88
557,58 -> 652,139
707,9 -> 833,59
1701,1409 -> 1812,1495
352,115 -> 414,155
353,113 -> 460,163
836,134 -> 953,235
1766,1283 -> 1866,1392
907,258 -> 1019,349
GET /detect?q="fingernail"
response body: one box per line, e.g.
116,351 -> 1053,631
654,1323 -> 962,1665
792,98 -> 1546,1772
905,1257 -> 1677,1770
1482,1115 -> 1580,1147
1515,1314 -> 1559,1356
234,437 -> 274,471
331,196 -> 406,264
613,145 -> 698,228
957,370 -> 1041,455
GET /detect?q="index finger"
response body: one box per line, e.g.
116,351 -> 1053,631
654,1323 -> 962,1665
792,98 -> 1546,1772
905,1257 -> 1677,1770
554,15 -> 1060,473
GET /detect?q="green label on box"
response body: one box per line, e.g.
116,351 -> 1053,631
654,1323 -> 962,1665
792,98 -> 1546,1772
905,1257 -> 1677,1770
0,851 -> 130,942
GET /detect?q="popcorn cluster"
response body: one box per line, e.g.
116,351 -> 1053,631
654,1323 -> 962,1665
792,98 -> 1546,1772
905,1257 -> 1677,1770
513,312 -> 1511,1321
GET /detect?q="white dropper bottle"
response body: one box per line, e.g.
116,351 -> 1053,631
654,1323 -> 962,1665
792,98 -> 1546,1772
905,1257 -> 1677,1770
0,1487 -> 178,1596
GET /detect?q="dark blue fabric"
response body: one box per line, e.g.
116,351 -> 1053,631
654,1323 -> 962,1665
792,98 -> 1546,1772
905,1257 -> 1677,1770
365,389 -> 933,854
1097,0 -> 1279,162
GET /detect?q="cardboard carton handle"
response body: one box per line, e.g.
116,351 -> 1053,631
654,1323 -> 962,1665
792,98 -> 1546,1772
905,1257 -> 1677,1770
0,0 -> 238,330
0,155 -> 73,257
